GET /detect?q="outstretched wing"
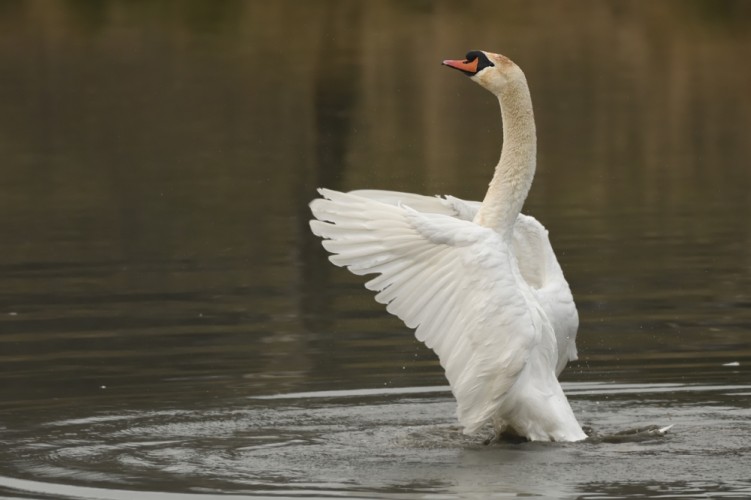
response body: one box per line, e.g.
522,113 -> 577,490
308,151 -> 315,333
349,189 -> 481,221
346,189 -> 578,375
512,214 -> 579,375
309,188 -> 540,434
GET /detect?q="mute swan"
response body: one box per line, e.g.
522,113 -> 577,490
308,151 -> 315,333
309,51 -> 587,442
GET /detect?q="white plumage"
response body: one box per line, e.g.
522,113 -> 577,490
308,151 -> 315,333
309,51 -> 587,442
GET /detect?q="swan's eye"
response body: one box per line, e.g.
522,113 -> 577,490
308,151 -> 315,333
465,51 -> 495,73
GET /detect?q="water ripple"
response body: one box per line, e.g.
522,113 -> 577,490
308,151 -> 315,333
1,382 -> 750,499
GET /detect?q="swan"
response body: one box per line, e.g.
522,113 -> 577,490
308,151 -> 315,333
308,51 -> 587,442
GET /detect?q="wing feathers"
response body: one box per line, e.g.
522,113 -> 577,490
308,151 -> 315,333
381,253 -> 457,329
309,189 -> 538,434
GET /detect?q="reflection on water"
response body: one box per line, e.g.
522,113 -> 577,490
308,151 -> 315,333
0,0 -> 750,498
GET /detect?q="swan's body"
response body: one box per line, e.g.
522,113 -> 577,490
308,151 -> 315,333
309,51 -> 586,442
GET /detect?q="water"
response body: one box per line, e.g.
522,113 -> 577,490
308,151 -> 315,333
2,383 -> 750,498
1,1 -> 750,498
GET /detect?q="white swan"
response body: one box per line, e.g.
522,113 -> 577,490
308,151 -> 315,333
309,51 -> 587,442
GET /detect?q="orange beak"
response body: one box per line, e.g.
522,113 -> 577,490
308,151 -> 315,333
442,58 -> 478,74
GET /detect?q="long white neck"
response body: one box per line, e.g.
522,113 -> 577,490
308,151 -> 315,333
472,76 -> 536,236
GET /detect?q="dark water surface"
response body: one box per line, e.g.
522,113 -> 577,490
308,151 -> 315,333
1,1 -> 750,498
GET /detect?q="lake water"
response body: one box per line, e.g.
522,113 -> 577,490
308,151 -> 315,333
1,1 -> 750,498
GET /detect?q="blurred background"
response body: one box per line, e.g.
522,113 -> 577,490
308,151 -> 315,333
0,0 -> 749,413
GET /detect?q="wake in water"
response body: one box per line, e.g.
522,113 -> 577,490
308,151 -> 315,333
483,423 -> 674,445
584,424 -> 674,444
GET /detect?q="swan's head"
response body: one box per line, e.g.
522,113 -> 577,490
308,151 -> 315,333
442,51 -> 524,95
